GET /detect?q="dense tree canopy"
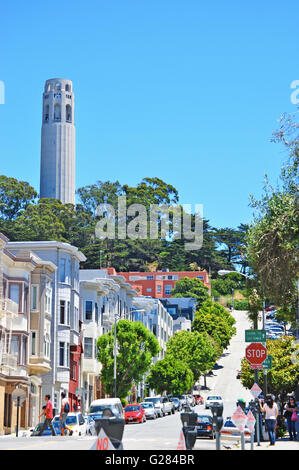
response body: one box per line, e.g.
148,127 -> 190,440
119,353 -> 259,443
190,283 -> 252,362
97,320 -> 160,399
146,358 -> 194,396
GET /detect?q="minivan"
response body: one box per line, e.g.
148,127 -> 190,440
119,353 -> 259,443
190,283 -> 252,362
88,398 -> 124,420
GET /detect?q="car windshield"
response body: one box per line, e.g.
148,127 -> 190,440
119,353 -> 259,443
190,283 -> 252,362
197,416 -> 211,423
125,406 -> 140,412
141,403 -> 153,409
145,398 -> 161,404
207,396 -> 221,400
172,398 -> 179,403
89,405 -> 114,414
66,415 -> 77,425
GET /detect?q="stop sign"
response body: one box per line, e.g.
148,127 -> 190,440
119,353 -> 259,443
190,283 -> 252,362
245,342 -> 267,365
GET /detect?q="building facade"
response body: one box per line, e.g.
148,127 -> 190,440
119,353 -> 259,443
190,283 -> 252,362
7,241 -> 86,416
0,234 -> 37,434
119,270 -> 211,298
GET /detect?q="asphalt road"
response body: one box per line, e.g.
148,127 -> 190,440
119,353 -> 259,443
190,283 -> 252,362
0,309 -> 252,451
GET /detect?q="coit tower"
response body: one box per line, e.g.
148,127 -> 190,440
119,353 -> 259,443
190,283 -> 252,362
40,78 -> 75,205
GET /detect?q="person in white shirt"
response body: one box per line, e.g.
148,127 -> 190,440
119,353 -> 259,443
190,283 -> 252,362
259,395 -> 278,446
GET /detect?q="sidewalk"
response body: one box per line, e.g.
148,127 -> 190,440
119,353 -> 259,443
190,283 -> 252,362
222,437 -> 299,451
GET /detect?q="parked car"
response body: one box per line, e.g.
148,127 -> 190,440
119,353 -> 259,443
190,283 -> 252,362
140,402 -> 158,419
187,395 -> 196,407
170,397 -> 182,411
196,415 -> 215,439
143,396 -> 174,416
220,417 -> 252,442
85,415 -> 96,435
88,398 -> 124,420
124,404 -> 146,424
143,397 -> 163,417
30,419 -> 61,436
205,395 -> 223,409
52,412 -> 87,436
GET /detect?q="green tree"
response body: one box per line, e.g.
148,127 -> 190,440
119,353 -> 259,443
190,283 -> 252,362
192,300 -> 236,351
0,175 -> 38,220
165,330 -> 219,381
146,358 -> 194,396
171,277 -> 210,309
240,336 -> 299,400
96,320 -> 160,399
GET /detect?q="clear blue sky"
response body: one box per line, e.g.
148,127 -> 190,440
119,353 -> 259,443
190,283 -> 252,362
0,1 -> 297,229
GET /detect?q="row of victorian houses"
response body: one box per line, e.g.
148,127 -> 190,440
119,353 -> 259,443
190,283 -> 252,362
0,233 -> 176,435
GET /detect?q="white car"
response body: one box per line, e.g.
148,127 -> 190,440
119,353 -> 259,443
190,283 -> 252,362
53,412 -> 87,436
205,395 -> 223,409
140,402 -> 158,419
221,417 -> 252,442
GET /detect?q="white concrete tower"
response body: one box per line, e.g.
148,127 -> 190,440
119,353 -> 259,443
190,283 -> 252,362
40,78 -> 75,205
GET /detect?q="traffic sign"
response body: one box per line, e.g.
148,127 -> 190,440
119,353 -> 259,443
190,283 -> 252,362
231,406 -> 247,432
90,428 -> 115,450
245,330 -> 266,342
249,364 -> 264,370
262,355 -> 272,370
245,342 -> 267,365
246,410 -> 256,433
12,388 -> 26,406
250,383 -> 262,399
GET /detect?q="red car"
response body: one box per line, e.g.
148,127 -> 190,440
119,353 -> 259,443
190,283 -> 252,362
124,404 -> 146,424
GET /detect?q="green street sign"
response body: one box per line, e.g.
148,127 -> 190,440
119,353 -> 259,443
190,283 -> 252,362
245,330 -> 267,343
262,355 -> 272,370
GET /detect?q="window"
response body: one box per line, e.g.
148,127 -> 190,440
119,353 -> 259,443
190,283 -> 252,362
31,285 -> 38,311
146,288 -> 152,292
60,300 -> 65,324
4,394 -> 12,427
95,303 -> 98,324
66,104 -> 72,122
21,337 -> 27,365
59,342 -> 65,366
44,335 -> 50,359
146,275 -> 154,280
165,285 -> 172,295
67,301 -> 70,326
74,306 -> 79,331
30,331 -> 37,356
157,285 -> 162,294
66,343 -> 70,368
60,259 -> 66,282
11,336 -> 19,361
85,301 -> 93,321
45,290 -> 51,314
54,103 -> 61,121
9,284 -> 20,309
84,338 -> 93,358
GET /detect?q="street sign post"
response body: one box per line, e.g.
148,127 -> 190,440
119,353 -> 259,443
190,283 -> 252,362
11,389 -> 26,438
231,406 -> 247,450
262,355 -> 272,370
246,410 -> 256,450
245,330 -> 266,343
245,342 -> 267,365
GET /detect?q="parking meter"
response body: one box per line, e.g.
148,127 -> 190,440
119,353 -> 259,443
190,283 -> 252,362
211,403 -> 223,450
94,409 -> 125,450
180,411 -> 197,450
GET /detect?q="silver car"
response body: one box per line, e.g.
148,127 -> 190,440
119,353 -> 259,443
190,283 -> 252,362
205,395 -> 223,409
140,402 -> 158,419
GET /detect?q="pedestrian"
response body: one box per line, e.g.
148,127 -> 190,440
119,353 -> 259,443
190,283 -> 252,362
259,394 -> 278,446
284,396 -> 298,441
38,395 -> 56,436
59,392 -> 73,436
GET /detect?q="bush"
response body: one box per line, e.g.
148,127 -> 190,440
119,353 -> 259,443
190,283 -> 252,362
227,299 -> 249,310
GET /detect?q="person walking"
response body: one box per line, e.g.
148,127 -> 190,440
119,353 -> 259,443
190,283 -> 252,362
59,392 -> 73,436
284,397 -> 298,441
259,394 -> 278,446
38,395 -> 56,436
